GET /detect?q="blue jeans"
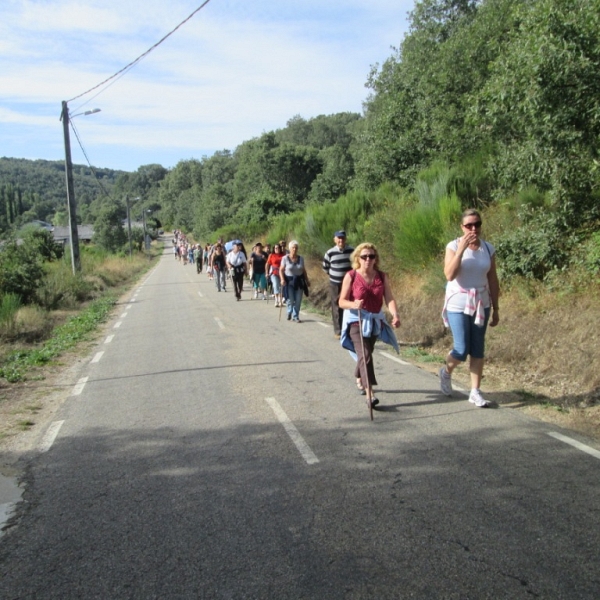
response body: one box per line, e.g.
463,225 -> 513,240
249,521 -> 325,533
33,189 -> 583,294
447,309 -> 490,361
270,275 -> 281,295
286,286 -> 303,320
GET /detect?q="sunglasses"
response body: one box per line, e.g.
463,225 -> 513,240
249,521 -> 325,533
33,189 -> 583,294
359,254 -> 377,260
462,221 -> 482,230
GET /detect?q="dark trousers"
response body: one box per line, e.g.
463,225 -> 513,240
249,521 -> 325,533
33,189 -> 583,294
349,324 -> 378,388
232,271 -> 244,299
329,281 -> 344,335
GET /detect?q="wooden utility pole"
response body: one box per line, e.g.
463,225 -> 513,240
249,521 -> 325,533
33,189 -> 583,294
61,101 -> 81,273
126,195 -> 133,256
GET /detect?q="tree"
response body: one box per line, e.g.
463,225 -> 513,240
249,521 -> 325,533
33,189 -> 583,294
475,0 -> 600,219
93,201 -> 127,252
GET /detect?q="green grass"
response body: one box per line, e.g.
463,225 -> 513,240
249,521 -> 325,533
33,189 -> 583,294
400,346 -> 445,363
0,295 -> 116,383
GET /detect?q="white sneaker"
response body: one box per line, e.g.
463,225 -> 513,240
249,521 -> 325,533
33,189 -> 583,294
253,291 -> 258,299
439,367 -> 453,396
469,389 -> 490,408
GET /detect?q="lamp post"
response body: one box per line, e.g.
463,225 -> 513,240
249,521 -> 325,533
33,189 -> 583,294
60,102 -> 101,273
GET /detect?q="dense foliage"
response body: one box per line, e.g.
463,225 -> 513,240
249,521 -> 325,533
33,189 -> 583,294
2,0 -> 599,286
0,158 -> 124,232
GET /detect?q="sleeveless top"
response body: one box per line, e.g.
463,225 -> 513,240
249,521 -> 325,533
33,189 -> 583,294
349,270 -> 385,314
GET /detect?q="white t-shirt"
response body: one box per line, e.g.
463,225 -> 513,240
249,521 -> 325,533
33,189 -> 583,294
445,238 -> 495,312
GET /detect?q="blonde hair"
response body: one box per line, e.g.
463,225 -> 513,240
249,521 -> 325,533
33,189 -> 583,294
352,242 -> 380,271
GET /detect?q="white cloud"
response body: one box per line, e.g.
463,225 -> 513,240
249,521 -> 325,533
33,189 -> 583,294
0,0 -> 412,170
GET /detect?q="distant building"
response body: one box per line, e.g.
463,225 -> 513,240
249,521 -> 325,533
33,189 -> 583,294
25,220 -> 54,231
52,225 -> 94,246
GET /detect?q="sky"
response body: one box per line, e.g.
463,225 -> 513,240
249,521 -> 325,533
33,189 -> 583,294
0,0 -> 413,173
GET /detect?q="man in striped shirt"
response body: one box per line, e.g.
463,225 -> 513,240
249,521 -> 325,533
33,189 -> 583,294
323,230 -> 354,338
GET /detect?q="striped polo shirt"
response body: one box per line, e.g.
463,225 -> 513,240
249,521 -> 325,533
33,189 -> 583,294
323,245 -> 354,285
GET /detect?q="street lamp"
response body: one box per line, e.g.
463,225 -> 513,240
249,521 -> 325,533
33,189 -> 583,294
60,102 -> 101,273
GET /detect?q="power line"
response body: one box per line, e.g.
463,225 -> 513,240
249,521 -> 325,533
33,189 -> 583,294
67,0 -> 214,105
69,119 -> 113,200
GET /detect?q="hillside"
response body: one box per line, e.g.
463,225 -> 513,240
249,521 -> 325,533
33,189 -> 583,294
0,157 -> 128,228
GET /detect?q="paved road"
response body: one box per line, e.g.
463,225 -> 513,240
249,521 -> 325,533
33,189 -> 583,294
1,243 -> 599,599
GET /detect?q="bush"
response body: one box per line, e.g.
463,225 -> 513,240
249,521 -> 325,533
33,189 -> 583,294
495,208 -> 573,280
395,192 -> 462,271
0,239 -> 46,304
0,293 -> 21,337
37,259 -> 93,309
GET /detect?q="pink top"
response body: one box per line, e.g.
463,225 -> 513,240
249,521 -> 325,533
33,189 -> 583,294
350,270 -> 385,314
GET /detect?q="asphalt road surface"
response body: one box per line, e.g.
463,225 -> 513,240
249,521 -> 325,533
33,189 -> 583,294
1,243 -> 599,599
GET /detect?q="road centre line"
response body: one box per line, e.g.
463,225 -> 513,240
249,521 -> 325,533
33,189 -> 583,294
214,317 -> 225,329
265,397 -> 319,465
71,377 -> 89,396
104,335 -> 114,344
547,432 -> 600,460
114,321 -> 122,329
379,351 -> 410,366
38,420 -> 65,453
126,304 -> 132,309
198,291 -> 204,298
317,322 -> 329,328
120,312 -> 128,319
91,351 -> 104,364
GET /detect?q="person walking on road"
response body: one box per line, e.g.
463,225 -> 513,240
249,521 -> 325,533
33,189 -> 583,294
439,209 -> 500,407
249,243 -> 268,300
227,242 -> 247,301
323,230 -> 354,339
267,243 -> 285,307
280,241 -> 309,322
211,244 -> 227,292
195,244 -> 203,274
338,243 -> 400,408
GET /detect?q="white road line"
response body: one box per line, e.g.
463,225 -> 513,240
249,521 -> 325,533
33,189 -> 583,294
214,317 -> 225,329
71,377 -> 88,396
547,432 -> 600,460
317,322 -> 329,328
126,304 -> 132,309
104,335 -> 114,344
114,321 -> 122,329
91,351 -> 104,364
265,397 -> 319,465
120,312 -> 128,319
379,351 -> 410,366
38,420 -> 65,453
198,291 -> 204,298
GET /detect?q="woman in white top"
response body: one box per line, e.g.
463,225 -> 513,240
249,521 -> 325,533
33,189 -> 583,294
439,209 -> 500,407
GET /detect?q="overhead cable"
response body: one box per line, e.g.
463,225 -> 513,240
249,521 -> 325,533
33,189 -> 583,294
69,120 -> 113,200
67,0 -> 213,104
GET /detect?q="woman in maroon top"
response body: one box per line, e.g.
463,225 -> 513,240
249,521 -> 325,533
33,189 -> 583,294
339,243 -> 400,407
266,244 -> 285,307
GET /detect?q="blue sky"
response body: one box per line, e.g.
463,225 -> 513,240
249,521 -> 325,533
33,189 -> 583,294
0,0 -> 412,172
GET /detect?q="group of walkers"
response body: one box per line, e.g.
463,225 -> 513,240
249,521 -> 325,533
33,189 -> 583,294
319,211 -> 499,410
174,208 -> 500,411
172,230 -> 203,273
177,237 -> 311,323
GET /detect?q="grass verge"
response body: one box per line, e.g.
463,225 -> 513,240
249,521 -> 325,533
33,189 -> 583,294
0,296 -> 116,383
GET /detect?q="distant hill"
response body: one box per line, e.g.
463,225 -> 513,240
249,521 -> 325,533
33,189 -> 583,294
0,157 -> 128,205
0,157 -> 129,229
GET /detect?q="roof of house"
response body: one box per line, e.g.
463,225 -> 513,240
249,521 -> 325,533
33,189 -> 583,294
52,225 -> 94,242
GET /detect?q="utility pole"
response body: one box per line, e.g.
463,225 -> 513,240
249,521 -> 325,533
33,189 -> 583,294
125,195 -> 132,257
61,100 -> 81,273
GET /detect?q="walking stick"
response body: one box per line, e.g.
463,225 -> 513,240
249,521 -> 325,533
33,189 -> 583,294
357,310 -> 373,421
